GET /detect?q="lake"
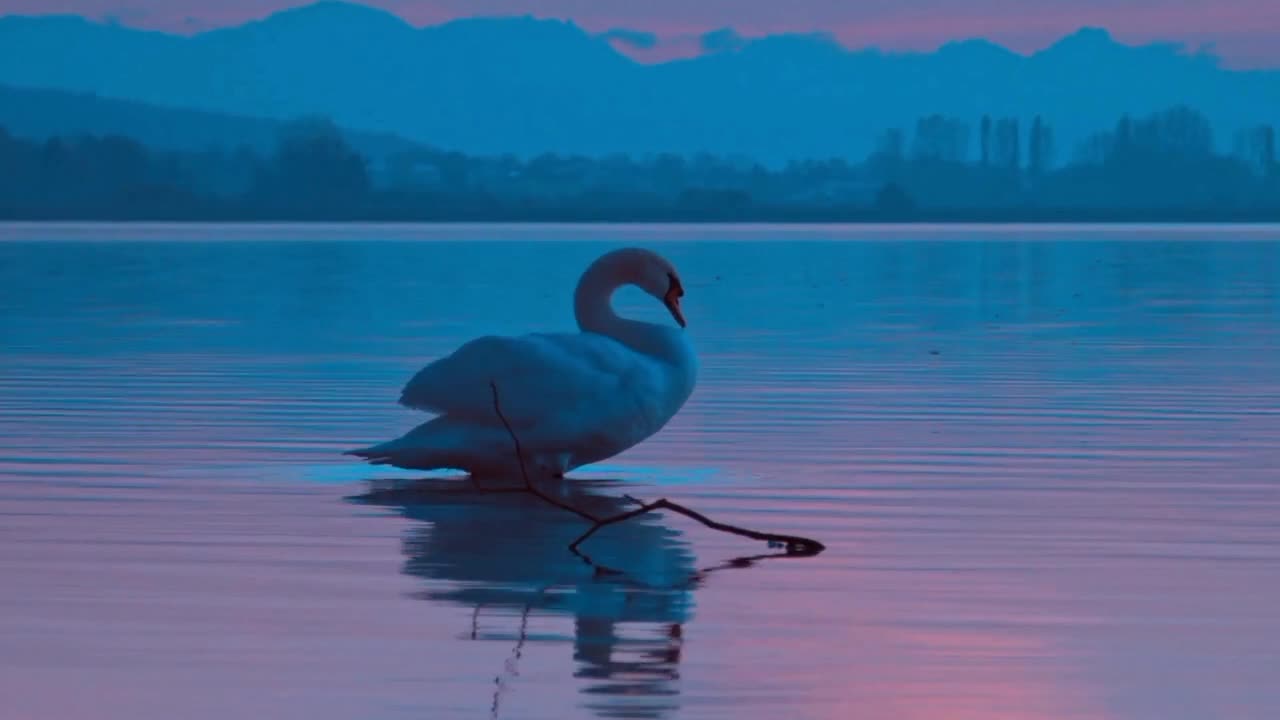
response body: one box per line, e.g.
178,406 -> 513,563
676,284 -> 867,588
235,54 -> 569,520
2,223 -> 1279,720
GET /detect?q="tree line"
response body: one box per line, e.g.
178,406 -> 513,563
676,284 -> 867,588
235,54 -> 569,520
2,106 -> 1277,221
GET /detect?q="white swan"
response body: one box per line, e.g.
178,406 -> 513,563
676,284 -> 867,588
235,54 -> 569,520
347,247 -> 698,478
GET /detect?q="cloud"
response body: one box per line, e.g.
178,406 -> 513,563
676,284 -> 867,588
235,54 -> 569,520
700,26 -> 745,52
599,27 -> 658,50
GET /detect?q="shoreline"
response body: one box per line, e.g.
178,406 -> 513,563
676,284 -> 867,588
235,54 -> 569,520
6,220 -> 1280,243
5,203 -> 1280,226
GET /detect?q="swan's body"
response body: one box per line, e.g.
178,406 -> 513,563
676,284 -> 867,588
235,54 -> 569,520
347,248 -> 697,478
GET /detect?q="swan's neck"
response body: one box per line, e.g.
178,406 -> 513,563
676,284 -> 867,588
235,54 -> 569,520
574,260 -> 678,360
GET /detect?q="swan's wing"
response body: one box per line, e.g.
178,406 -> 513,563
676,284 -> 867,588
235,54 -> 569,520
399,332 -> 649,432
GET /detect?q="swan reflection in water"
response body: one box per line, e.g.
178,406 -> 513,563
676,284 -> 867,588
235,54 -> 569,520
352,477 -> 700,720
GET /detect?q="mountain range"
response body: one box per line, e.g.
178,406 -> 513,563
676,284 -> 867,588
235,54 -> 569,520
2,1 -> 1279,163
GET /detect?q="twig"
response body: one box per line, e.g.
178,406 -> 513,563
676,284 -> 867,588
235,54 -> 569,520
489,600 -> 533,720
486,381 -> 826,569
569,498 -> 824,556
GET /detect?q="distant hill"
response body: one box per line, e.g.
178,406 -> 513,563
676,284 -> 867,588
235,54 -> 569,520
2,1 -> 1279,162
0,83 -> 431,162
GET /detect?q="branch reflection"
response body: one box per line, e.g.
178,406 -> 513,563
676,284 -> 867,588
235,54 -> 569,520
351,478 -> 698,719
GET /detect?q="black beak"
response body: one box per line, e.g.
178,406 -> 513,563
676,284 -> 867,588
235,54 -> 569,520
663,272 -> 686,328
664,295 -> 686,328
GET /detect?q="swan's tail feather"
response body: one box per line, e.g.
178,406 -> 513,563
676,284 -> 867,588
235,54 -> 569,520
343,444 -> 386,459
343,427 -> 470,472
343,418 -> 519,474
344,441 -> 414,467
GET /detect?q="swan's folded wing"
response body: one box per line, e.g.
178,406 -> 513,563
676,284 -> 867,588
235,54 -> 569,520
398,333 -> 636,430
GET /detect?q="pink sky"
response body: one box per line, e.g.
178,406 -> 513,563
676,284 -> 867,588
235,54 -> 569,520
1,0 -> 1279,68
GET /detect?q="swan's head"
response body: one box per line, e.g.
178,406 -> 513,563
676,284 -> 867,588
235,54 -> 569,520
631,249 -> 686,328
576,247 -> 688,330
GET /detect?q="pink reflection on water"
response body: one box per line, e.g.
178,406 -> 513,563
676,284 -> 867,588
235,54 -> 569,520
1,481 -> 478,720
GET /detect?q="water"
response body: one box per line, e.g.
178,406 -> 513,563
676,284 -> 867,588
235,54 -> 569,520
2,223 -> 1279,720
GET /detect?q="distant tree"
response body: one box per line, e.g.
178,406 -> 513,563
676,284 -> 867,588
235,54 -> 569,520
1070,132 -> 1101,166
41,137 -> 69,171
252,116 -> 370,215
677,188 -> 751,214
980,115 -> 991,166
868,127 -> 906,178
876,128 -> 905,160
650,153 -> 687,195
1029,115 -> 1054,175
1233,124 -> 1277,176
993,117 -> 1020,171
1113,114 -> 1133,161
912,114 -> 969,163
1134,106 -> 1213,158
873,181 -> 915,215
87,134 -> 151,187
1266,126 -> 1277,175
387,149 -> 440,190
1059,106 -> 1257,211
1094,107 -> 1214,168
524,152 -> 570,195
438,151 -> 470,189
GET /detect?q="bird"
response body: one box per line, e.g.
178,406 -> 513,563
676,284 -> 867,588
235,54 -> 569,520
346,247 -> 698,479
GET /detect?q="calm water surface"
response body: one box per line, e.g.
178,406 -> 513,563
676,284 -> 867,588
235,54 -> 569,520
2,224 -> 1279,720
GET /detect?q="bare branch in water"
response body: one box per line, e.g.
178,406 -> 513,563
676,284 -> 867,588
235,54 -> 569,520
486,381 -> 826,573
568,498 -> 824,556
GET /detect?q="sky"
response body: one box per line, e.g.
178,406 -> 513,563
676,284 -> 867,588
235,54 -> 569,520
1,0 -> 1279,68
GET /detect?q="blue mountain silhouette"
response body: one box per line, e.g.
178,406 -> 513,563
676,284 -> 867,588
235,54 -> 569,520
2,1 -> 1277,162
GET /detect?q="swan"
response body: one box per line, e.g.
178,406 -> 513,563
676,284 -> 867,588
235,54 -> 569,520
347,247 -> 698,479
